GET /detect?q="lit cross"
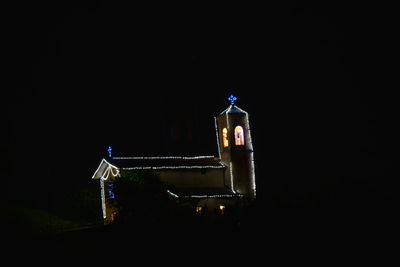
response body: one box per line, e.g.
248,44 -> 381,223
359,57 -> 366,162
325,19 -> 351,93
108,146 -> 112,158
228,94 -> 237,105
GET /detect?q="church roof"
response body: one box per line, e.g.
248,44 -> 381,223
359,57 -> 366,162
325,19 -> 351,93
108,156 -> 225,170
219,105 -> 247,115
92,156 -> 225,180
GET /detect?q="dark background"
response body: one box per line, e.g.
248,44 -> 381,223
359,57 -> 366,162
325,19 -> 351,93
2,2 -> 398,229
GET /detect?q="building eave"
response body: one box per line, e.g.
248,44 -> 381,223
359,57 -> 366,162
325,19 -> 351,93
219,105 -> 248,115
166,188 -> 242,199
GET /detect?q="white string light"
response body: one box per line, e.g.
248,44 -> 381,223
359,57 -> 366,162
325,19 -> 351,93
99,165 -> 120,181
226,111 -> 235,192
93,100 -> 257,224
166,190 -> 179,198
92,159 -> 106,179
92,159 -> 119,179
214,117 -> 221,159
182,194 -> 242,199
244,113 -> 256,199
103,159 -> 119,170
166,190 -> 242,199
220,104 -> 248,115
100,179 -> 106,219
112,156 -> 215,160
122,165 -> 225,170
230,162 -> 236,193
250,152 -> 256,198
93,158 -> 226,181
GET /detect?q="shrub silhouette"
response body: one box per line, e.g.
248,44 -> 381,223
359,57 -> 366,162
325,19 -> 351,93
111,170 -> 178,226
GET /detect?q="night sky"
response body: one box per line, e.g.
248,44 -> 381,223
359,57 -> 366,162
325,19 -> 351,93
3,3 -> 398,208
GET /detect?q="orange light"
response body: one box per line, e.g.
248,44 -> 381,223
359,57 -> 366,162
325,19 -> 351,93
219,205 -> 225,215
222,128 -> 229,147
195,206 -> 202,215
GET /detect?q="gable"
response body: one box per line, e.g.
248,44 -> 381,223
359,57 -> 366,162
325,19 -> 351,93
92,159 -> 120,180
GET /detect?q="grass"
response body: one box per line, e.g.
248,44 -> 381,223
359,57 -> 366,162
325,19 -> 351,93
0,201 -> 101,240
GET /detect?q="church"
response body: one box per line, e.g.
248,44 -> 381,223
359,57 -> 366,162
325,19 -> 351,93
92,95 -> 256,224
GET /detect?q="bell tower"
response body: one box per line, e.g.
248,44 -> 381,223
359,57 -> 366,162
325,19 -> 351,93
215,95 -> 256,199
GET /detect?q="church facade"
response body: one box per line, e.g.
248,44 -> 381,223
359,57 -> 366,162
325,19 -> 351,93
92,96 -> 256,224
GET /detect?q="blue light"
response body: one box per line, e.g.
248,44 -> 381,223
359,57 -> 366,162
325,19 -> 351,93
108,184 -> 115,199
108,146 -> 112,158
228,94 -> 237,105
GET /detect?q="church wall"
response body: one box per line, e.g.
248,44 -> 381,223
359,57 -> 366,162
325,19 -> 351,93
101,168 -> 227,224
154,168 -> 226,188
104,200 -> 119,225
231,152 -> 255,197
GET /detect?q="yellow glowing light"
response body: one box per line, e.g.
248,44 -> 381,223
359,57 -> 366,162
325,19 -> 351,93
219,205 -> 225,215
195,206 -> 203,215
223,128 -> 229,147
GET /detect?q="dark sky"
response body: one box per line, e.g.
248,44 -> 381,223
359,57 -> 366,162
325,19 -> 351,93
3,3 -> 398,202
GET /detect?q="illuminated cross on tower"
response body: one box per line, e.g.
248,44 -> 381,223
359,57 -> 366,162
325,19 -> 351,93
108,146 -> 112,158
228,94 -> 237,105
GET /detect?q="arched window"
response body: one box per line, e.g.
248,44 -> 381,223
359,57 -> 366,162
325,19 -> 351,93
222,128 -> 229,147
235,126 -> 245,146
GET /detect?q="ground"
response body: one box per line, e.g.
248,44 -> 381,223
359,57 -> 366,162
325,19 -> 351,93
2,196 -> 398,264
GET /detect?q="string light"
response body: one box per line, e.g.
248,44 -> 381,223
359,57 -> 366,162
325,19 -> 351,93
247,122 -> 256,198
100,180 -> 106,218
226,111 -> 235,192
230,162 -> 236,193
219,104 -> 247,115
112,156 -> 215,160
92,157 -> 226,179
250,152 -> 256,198
167,190 -> 242,199
122,165 -> 225,170
93,96 -> 257,223
108,184 -> 115,199
214,117 -> 221,159
99,165 -> 119,180
92,159 -> 106,179
92,159 -> 120,180
182,194 -> 241,199
166,190 -> 179,198
228,94 -> 237,105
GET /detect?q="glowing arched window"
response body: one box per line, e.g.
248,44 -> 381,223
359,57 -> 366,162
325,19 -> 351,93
235,126 -> 245,146
222,128 -> 229,147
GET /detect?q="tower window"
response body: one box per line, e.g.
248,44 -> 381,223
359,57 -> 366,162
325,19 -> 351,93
222,128 -> 229,147
234,126 -> 245,146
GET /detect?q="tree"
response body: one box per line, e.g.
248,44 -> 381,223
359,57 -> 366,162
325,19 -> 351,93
111,170 -> 178,226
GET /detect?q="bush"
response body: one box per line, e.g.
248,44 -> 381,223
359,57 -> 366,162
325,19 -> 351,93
112,170 -> 178,225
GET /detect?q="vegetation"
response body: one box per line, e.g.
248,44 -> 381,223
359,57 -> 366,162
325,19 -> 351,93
111,170 -> 181,226
0,201 -> 84,240
1,182 -> 103,242
54,185 -> 102,224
